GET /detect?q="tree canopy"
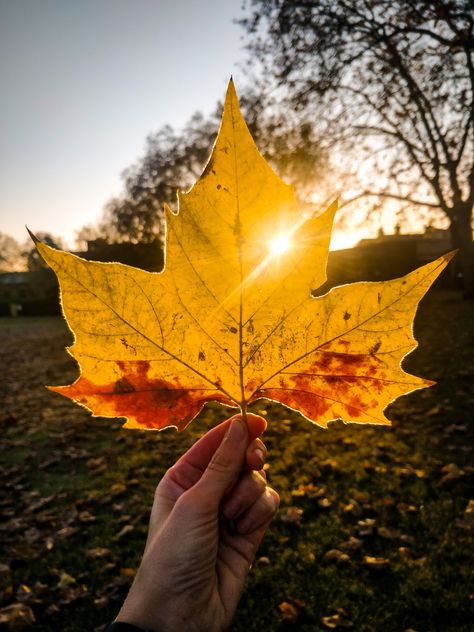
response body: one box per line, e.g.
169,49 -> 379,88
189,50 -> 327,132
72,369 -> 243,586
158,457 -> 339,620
241,0 -> 474,293
0,232 -> 24,273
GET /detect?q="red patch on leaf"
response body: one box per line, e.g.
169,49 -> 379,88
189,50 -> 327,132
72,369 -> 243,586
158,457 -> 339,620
253,346 -> 389,422
51,360 -> 233,431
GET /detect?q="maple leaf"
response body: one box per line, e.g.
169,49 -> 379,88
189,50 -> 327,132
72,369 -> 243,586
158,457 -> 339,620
34,80 -> 454,431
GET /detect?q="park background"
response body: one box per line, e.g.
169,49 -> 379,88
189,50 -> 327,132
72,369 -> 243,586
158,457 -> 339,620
1,1 -> 473,630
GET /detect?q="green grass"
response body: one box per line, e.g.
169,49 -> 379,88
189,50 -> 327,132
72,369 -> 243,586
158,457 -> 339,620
0,292 -> 473,631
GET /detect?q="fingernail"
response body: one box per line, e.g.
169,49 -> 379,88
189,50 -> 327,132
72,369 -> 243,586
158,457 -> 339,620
226,417 -> 245,441
270,490 -> 280,512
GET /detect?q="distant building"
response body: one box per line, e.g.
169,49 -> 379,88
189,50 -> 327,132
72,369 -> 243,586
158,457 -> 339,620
0,229 -> 457,316
80,238 -> 164,272
0,270 -> 60,316
325,225 -> 456,289
0,239 -> 165,316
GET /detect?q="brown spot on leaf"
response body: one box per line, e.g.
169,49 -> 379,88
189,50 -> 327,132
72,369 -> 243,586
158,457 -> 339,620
318,354 -> 333,370
346,394 -> 364,418
343,311 -> 351,321
120,338 -> 136,353
370,341 -> 382,355
338,354 -> 367,368
114,378 -> 135,394
117,360 -> 151,379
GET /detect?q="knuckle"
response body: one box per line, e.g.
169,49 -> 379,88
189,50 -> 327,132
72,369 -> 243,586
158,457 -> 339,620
236,471 -> 266,503
241,472 -> 266,499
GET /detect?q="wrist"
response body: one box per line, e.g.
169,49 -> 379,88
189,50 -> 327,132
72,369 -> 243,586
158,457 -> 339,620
116,590 -> 170,632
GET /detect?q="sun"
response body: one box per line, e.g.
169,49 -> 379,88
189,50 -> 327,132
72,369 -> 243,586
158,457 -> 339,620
269,234 -> 291,255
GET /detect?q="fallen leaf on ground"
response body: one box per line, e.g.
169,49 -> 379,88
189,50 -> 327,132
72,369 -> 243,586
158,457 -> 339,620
341,500 -> 363,517
279,506 -> 304,525
57,572 -> 76,589
363,555 -> 391,570
115,525 -> 134,539
318,497 -> 332,509
86,548 -> 111,559
464,499 -> 474,516
322,549 -> 351,565
439,462 -> 464,486
278,601 -> 299,622
256,556 -> 271,566
398,547 -> 412,559
0,602 -> 35,630
291,483 -> 326,498
77,510 -> 96,524
355,518 -> 377,537
321,608 -> 354,629
278,598 -> 305,622
339,537 -> 363,553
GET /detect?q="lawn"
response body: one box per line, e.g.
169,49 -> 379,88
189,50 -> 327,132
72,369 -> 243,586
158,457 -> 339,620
0,291 -> 473,631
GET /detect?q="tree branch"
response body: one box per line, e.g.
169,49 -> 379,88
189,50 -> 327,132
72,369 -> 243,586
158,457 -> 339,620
340,189 -> 441,211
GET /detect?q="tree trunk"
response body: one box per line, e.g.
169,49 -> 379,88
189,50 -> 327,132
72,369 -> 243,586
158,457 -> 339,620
450,207 -> 474,299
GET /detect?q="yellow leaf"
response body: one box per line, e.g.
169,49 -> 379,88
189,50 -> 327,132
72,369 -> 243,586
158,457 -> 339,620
35,80 -> 454,430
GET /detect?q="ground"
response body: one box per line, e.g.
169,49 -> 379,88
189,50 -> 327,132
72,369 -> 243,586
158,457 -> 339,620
0,291 -> 473,631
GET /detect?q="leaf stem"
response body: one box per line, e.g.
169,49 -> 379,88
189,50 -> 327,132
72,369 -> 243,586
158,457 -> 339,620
239,401 -> 248,426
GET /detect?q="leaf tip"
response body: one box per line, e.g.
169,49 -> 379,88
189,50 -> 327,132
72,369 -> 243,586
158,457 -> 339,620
225,76 -> 239,108
442,249 -> 458,264
324,197 -> 339,221
26,226 -> 39,244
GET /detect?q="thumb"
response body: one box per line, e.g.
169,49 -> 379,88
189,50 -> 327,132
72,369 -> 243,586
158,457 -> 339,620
195,416 -> 248,506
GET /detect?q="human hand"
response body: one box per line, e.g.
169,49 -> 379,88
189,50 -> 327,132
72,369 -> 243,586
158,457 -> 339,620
115,414 -> 279,632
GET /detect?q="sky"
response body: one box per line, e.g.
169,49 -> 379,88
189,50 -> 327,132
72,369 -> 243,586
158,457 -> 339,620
0,0 -> 247,248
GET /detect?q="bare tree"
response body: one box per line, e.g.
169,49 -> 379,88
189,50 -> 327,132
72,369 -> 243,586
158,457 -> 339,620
241,0 -> 474,295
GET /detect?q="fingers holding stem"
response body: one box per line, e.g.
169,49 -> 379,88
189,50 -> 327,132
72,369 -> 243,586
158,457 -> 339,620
222,416 -> 279,536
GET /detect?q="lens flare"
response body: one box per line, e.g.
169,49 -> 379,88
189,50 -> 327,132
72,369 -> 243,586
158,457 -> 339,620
269,234 -> 291,255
